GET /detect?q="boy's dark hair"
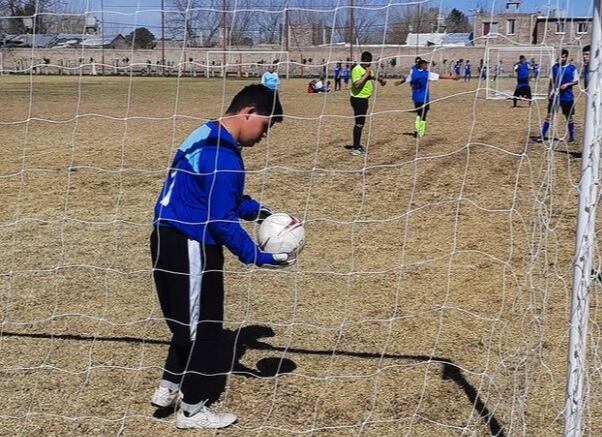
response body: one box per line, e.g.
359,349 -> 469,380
417,59 -> 428,67
519,55 -> 525,61
414,56 -> 422,63
583,44 -> 591,53
361,51 -> 372,62
561,48 -> 569,57
226,84 -> 283,124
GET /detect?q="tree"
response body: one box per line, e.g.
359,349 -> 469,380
386,6 -> 439,44
126,27 -> 156,49
445,8 -> 472,33
0,0 -> 63,34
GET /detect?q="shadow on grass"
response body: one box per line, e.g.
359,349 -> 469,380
2,326 -> 504,436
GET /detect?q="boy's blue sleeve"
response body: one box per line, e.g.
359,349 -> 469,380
238,195 -> 262,221
204,171 -> 271,265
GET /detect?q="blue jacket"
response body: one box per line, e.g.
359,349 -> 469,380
153,121 -> 271,265
552,63 -> 579,102
409,68 -> 430,104
515,60 -> 530,84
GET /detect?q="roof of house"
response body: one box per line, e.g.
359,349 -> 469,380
80,34 -> 124,47
442,33 -> 473,46
4,34 -> 57,48
405,33 -> 445,47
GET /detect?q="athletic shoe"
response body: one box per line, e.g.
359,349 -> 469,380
176,405 -> 237,429
349,145 -> 366,156
151,386 -> 181,408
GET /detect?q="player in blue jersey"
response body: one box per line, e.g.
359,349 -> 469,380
150,84 -> 293,429
395,59 -> 438,137
334,62 -> 342,91
582,45 -> 591,92
513,55 -> 532,107
464,60 -> 472,82
541,49 -> 579,142
453,60 -> 462,79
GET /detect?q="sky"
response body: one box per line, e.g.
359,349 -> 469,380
73,0 -> 594,36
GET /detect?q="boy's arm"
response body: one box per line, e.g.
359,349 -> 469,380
395,69 -> 411,86
352,67 -> 373,90
560,68 -> 580,90
204,170 -> 285,266
238,195 -> 272,221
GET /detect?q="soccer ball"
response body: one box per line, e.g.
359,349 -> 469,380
257,213 -> 305,254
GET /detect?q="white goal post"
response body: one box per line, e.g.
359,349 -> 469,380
484,45 -> 556,100
0,51 -> 7,76
205,50 -> 290,79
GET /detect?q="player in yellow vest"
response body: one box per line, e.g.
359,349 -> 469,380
348,51 -> 386,156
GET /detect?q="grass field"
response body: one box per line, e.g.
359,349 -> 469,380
0,75 -> 600,436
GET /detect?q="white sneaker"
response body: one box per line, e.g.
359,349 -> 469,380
150,386 -> 180,408
176,405 -> 237,429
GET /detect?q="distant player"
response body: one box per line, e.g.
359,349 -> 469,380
348,51 -> 386,156
395,59 -> 438,138
541,48 -> 579,143
582,45 -> 591,92
453,60 -> 462,79
261,64 -> 280,91
513,55 -> 532,107
342,64 -> 351,89
464,60 -> 472,82
493,61 -> 503,81
334,62 -> 342,91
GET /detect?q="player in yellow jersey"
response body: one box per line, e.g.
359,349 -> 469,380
347,51 -> 386,156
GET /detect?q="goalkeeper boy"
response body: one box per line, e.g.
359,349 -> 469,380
150,84 -> 294,429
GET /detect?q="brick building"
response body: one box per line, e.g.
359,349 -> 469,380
474,11 -> 591,47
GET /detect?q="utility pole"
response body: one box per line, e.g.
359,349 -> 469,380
223,0 -> 227,72
101,0 -> 105,74
161,0 -> 165,68
349,0 -> 354,61
284,4 -> 289,52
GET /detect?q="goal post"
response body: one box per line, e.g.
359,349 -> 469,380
205,50 -> 290,79
484,45 -> 556,100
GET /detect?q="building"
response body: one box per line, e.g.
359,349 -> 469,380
80,34 -> 128,49
474,10 -> 591,47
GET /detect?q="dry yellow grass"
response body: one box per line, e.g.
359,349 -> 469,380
0,75 -> 600,436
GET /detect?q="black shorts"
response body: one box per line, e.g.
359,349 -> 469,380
414,101 -> 430,120
514,85 -> 532,99
547,99 -> 575,118
350,96 -> 369,126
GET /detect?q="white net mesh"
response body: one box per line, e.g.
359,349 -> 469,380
0,0 -> 600,435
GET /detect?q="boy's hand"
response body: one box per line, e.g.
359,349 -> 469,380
257,251 -> 297,268
378,77 -> 387,86
257,205 -> 272,223
394,75 -> 406,86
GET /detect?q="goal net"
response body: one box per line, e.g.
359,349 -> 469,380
0,1 -> 600,436
484,45 -> 556,100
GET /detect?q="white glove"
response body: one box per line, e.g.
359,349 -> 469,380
261,251 -> 298,269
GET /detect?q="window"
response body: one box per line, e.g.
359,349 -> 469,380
556,22 -> 566,34
483,22 -> 498,36
506,19 -> 516,35
577,22 -> 589,34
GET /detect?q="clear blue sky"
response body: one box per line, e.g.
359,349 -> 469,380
79,0 -> 594,35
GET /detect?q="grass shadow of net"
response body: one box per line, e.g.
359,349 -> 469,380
2,327 -> 502,435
